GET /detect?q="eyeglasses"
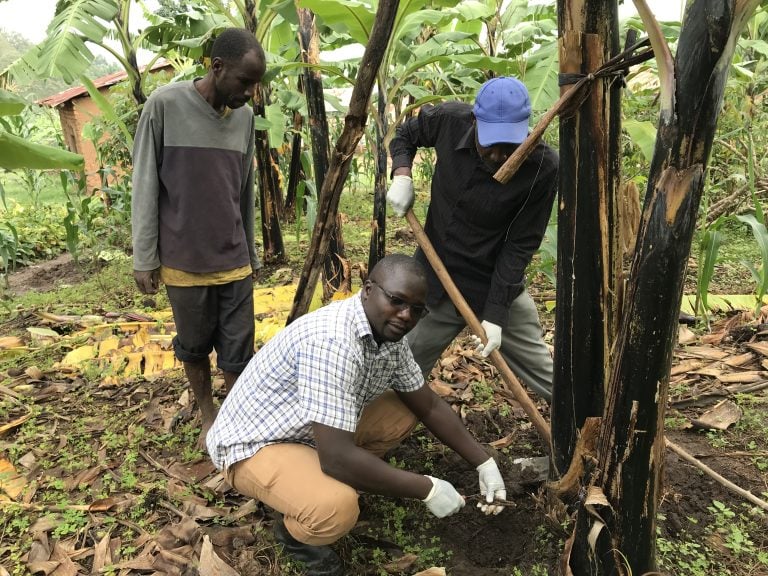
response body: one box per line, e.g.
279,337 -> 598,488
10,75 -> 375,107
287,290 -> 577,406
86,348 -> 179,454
370,281 -> 427,317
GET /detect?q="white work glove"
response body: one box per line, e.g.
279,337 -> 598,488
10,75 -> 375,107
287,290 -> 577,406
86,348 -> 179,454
422,476 -> 465,518
387,174 -> 415,217
469,320 -> 502,357
477,457 -> 507,516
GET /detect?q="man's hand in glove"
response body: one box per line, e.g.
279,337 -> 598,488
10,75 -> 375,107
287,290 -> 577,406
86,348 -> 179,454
477,458 -> 506,515
387,174 -> 415,217
422,476 -> 465,518
469,320 -> 502,357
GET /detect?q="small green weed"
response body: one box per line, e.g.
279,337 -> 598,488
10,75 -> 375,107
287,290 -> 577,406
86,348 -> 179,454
355,495 -> 451,573
707,500 -> 760,557
182,445 -> 206,463
657,531 -> 724,575
471,379 -> 495,406
665,412 -> 689,430
50,509 -> 88,539
0,507 -> 32,573
706,430 -> 731,449
510,566 -> 549,576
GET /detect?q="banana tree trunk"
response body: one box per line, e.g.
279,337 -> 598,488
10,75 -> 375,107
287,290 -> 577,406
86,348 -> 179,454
287,0 -> 400,323
113,7 -> 145,106
243,9 -> 285,264
284,110 -> 304,222
254,90 -> 286,264
297,7 -> 347,298
552,0 -> 622,477
368,84 -> 387,273
567,2 -> 761,574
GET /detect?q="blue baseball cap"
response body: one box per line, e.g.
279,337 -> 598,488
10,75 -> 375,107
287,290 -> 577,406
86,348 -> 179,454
473,77 -> 531,146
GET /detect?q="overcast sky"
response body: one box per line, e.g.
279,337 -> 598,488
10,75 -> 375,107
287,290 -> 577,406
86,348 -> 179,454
0,0 -> 687,58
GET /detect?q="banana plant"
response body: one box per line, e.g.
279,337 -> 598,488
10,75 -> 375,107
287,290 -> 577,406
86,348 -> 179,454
737,212 -> 768,311
0,0 -> 166,105
297,0 -> 557,135
695,215 -> 726,320
0,89 -> 84,172
2,0 -> 120,86
293,0 -> 558,267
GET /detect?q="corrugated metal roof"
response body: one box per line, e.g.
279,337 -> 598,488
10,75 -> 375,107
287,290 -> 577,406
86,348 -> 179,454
38,59 -> 173,107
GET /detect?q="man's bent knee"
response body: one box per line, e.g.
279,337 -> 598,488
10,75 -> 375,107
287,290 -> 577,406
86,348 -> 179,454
286,487 -> 360,546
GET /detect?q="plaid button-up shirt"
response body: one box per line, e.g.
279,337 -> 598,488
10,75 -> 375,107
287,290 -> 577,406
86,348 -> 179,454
207,292 -> 424,470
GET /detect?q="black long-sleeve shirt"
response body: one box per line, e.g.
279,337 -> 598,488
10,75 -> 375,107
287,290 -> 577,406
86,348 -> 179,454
389,102 -> 559,326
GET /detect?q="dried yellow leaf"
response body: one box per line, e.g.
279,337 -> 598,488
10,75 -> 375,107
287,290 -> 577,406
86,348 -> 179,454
252,282 -> 324,316
61,345 -> 96,366
149,334 -> 174,348
254,317 -> 284,345
680,294 -> 768,315
123,352 -> 144,376
161,351 -> 178,371
330,290 -> 353,301
100,375 -> 120,387
143,351 -> 170,377
0,413 -> 31,437
132,328 -> 150,348
0,337 -> 24,349
0,458 -> 26,501
97,336 -> 120,358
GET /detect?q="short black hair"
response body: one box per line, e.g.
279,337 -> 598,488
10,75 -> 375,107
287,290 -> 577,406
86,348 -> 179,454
211,28 -> 264,63
369,254 -> 426,284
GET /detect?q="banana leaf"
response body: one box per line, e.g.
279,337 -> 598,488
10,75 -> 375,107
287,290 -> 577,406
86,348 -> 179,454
0,90 -> 27,117
0,131 -> 84,170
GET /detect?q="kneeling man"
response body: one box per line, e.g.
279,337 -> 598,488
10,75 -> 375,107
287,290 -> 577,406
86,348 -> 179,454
207,254 -> 506,575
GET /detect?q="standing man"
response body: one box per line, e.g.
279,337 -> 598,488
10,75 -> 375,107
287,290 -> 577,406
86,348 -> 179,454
387,76 -> 558,402
207,255 -> 507,576
131,28 -> 266,446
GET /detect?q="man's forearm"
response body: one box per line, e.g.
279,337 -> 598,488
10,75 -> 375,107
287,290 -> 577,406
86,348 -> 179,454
320,445 -> 433,499
131,109 -> 162,271
388,126 -> 418,177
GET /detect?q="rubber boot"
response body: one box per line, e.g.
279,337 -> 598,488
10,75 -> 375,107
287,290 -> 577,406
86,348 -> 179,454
272,515 -> 344,576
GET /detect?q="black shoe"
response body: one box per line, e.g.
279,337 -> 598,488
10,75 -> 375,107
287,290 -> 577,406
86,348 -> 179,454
272,515 -> 344,576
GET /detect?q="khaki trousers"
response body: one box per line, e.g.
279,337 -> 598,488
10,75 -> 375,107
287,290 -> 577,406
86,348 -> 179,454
227,390 -> 418,545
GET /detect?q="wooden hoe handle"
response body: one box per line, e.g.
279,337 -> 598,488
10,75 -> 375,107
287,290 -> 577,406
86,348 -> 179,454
405,209 -> 552,447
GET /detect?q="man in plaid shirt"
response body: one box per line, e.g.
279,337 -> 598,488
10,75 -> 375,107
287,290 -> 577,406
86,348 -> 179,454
207,254 -> 507,575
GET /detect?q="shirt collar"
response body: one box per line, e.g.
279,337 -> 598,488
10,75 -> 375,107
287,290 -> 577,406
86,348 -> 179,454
352,291 -> 375,342
456,122 -> 476,151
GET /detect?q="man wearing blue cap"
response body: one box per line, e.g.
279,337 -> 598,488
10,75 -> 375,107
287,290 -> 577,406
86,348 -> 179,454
387,76 -> 558,403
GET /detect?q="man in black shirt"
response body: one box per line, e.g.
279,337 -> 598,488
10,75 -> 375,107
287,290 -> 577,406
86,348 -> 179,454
387,76 -> 558,402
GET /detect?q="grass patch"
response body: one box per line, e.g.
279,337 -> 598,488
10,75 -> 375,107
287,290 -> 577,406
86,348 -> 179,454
0,171 -> 67,208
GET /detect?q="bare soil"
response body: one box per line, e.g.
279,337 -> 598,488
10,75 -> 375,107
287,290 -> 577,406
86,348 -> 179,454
5,253 -> 86,296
